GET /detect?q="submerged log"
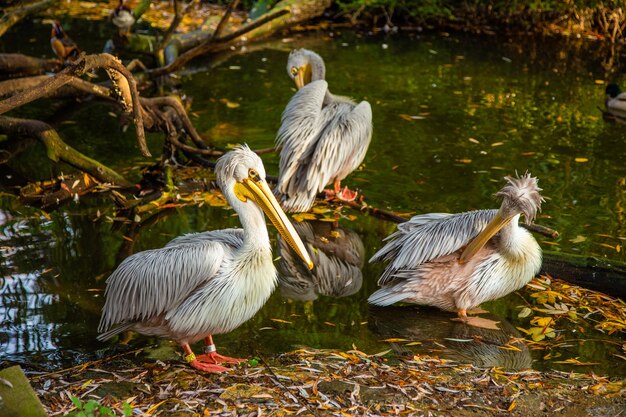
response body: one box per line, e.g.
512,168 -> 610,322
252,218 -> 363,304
542,251 -> 626,299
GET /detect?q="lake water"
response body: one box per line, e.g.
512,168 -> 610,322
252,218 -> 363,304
1,23 -> 626,376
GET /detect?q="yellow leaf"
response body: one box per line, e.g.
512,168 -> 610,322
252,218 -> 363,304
518,307 -> 532,318
381,338 -> 408,343
574,157 -> 588,163
270,318 -> 292,324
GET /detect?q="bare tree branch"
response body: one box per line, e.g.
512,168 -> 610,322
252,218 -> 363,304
0,53 -> 151,157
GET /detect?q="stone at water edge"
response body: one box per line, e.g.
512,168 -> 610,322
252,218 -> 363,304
0,365 -> 47,417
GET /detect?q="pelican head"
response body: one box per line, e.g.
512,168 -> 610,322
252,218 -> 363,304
216,145 -> 313,269
460,173 -> 543,263
287,49 -> 325,90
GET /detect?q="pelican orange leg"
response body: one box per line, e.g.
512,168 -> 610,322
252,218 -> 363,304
195,335 -> 245,364
182,342 -> 228,372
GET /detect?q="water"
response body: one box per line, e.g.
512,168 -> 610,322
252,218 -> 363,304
1,25 -> 626,376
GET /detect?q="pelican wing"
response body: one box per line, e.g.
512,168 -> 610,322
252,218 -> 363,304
97,229 -> 244,335
276,80 -> 329,192
371,210 -> 497,285
294,99 -> 372,197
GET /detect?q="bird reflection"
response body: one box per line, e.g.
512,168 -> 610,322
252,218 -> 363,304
369,306 -> 532,370
277,220 -> 364,301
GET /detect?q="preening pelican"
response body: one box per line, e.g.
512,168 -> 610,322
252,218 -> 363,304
98,145 -> 313,372
277,220 -> 364,301
274,49 -> 373,213
368,173 -> 544,328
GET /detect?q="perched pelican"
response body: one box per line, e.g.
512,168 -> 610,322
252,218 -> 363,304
605,83 -> 626,121
276,220 -> 364,301
98,145 -> 313,372
50,21 -> 80,62
274,49 -> 373,213
368,173 -> 544,328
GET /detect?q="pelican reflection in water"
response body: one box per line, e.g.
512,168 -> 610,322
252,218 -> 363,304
274,49 -> 373,212
369,306 -> 532,370
369,174 -> 544,329
98,146 -> 313,372
277,220 -> 364,301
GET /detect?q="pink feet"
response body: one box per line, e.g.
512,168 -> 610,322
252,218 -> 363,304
196,352 -> 245,365
189,360 -> 228,373
181,336 -> 245,373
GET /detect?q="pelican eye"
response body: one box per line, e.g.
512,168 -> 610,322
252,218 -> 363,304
290,67 -> 298,76
248,168 -> 260,182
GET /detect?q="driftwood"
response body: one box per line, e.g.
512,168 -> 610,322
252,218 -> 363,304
0,116 -> 130,185
0,53 -> 151,157
0,0 -> 57,38
0,53 -> 62,76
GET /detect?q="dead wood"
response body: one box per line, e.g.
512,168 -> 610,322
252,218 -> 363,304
0,53 -> 62,76
0,53 -> 151,157
0,75 -> 112,101
0,115 -> 130,185
148,7 -> 289,77
0,0 -> 57,38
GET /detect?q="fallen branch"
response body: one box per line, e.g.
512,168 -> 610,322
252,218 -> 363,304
0,115 -> 130,185
0,0 -> 57,38
0,53 -> 151,157
0,53 -> 62,76
148,7 -> 289,77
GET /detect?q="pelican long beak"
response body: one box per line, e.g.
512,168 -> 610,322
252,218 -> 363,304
236,178 -> 314,270
459,211 -> 513,264
294,65 -> 312,90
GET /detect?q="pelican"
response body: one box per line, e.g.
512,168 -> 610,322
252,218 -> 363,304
276,220 -> 364,301
274,49 -> 373,213
97,145 -> 313,372
368,173 -> 544,328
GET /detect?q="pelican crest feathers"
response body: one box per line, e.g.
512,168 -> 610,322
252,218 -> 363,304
495,173 -> 543,225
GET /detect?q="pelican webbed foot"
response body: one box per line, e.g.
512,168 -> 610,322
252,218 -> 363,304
182,342 -> 229,373
196,352 -> 245,365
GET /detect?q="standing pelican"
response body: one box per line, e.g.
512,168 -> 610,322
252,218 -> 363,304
274,49 -> 373,213
368,173 -> 544,328
97,145 -> 313,372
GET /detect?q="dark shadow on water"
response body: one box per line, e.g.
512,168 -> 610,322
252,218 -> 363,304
368,305 -> 533,371
277,220 -> 364,301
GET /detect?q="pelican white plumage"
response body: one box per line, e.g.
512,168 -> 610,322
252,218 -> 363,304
274,49 -> 373,213
97,145 -> 313,372
369,173 -> 544,328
